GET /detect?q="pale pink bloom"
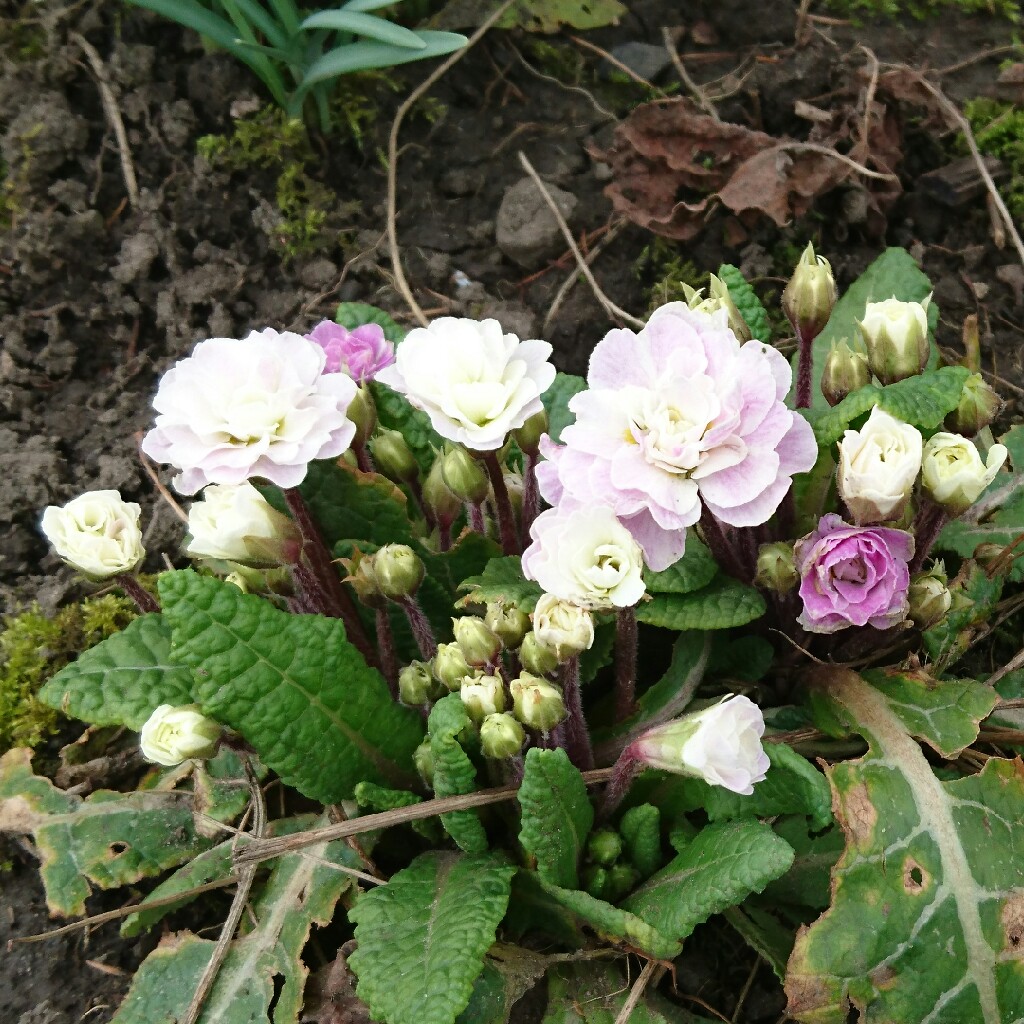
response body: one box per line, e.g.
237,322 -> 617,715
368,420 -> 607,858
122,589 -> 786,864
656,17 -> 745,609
538,305 -> 817,570
305,320 -> 395,383
142,328 -> 357,494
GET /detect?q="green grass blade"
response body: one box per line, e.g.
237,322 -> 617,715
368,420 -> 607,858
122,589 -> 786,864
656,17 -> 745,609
264,0 -> 302,34
222,0 -> 290,48
341,0 -> 403,11
301,10 -> 427,48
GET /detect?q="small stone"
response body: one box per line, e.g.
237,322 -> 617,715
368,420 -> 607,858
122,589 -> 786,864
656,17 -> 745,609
602,42 -> 672,83
496,177 -> 578,269
439,167 -> 484,197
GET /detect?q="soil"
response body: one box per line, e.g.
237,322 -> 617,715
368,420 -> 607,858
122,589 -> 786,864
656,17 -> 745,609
1,0 -> 1021,1020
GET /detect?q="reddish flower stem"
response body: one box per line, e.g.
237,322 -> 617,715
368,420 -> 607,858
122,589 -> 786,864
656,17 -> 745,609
399,596 -> 438,660
615,606 -> 638,722
482,452 -> 520,555
795,326 -> 816,410
561,655 -> 594,771
598,747 -> 641,822
375,607 -> 400,699
116,574 -> 160,614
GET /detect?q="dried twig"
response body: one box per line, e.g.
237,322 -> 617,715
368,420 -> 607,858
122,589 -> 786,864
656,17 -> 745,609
938,45 -> 1022,76
517,152 -> 644,329
71,33 -> 140,208
135,431 -> 187,522
510,44 -> 614,121
543,219 -> 630,330
857,45 -> 880,163
387,0 -> 517,328
777,142 -> 898,182
614,959 -> 660,1024
569,34 -> 666,96
662,28 -> 719,121
984,645 -> 1024,688
731,958 -> 761,1023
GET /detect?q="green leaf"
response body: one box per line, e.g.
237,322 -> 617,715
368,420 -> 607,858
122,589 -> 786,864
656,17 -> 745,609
518,747 -> 594,888
0,748 -> 211,917
111,823 -> 360,1024
457,556 -> 545,612
619,804 -> 663,877
36,613 -> 194,730
349,851 -> 516,1024
762,816 -> 843,911
622,820 -> 794,942
635,575 -> 766,630
335,301 -> 407,344
937,499 -> 1024,582
795,247 -> 939,412
643,537 -> 717,594
921,563 -> 1004,668
542,372 -> 587,444
786,668 -> 1024,1024
428,694 -> 488,852
459,947 -> 563,1024
724,905 -> 794,981
718,263 -> 771,343
301,10 -> 428,48
809,366 -> 971,447
160,570 -> 423,802
536,878 -> 682,960
496,0 -> 627,31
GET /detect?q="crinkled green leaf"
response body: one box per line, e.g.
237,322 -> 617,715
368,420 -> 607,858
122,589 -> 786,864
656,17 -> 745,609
371,380 -> 444,474
718,263 -> 772,343
635,575 -> 766,630
457,556 -> 544,612
786,668 -> 1024,1024
706,633 -> 775,683
622,819 -> 794,942
0,748 -> 211,917
349,850 -> 516,1024
429,694 -> 488,852
335,301 -> 407,344
921,563 -> 1004,669
619,803 -> 663,877
36,613 -> 194,730
518,747 -> 594,888
542,372 -> 587,443
643,537 -> 717,595
160,570 -> 423,802
937,495 -> 1024,583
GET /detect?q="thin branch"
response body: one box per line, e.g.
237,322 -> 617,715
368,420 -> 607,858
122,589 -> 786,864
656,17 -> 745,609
776,142 -> 898,181
569,34 -> 666,96
135,431 -> 187,522
71,33 -> 140,208
517,152 -> 644,329
614,959 -> 659,1024
662,28 -> 719,121
387,0 -> 517,328
544,219 -> 629,330
510,43 -> 615,121
984,645 -> 1024,689
731,957 -> 761,1023
857,45 -> 880,162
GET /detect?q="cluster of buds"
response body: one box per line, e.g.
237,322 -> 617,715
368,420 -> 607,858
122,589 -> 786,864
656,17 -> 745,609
580,826 -> 641,903
681,274 -> 753,342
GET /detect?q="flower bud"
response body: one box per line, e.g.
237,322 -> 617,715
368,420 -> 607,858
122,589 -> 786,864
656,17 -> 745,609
347,385 -> 377,449
460,674 -> 506,723
399,660 -> 440,706
582,865 -> 612,900
423,456 -> 462,525
510,673 -> 566,733
41,490 -> 145,579
484,602 -> 531,649
414,738 -> 434,784
532,594 -> 595,662
783,242 -> 837,341
606,863 -> 640,901
185,482 -> 300,565
453,616 -> 502,667
630,695 -> 770,796
344,549 -> 387,609
973,543 -> 1007,569
519,631 -> 560,676
858,295 -> 931,385
479,712 -> 525,759
922,433 -> 1008,516
502,471 -> 524,520
433,642 -> 474,691
441,445 -> 490,504
754,541 -> 799,593
944,373 -> 1002,437
373,544 -> 425,600
370,429 -> 419,485
837,407 -> 923,525
821,338 -> 870,407
513,409 -> 549,455
225,571 -> 250,592
908,564 -> 951,629
699,274 -> 754,342
586,828 -> 623,867
140,704 -> 221,766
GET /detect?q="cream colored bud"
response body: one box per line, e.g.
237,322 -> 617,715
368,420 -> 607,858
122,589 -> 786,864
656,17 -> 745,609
479,712 -> 525,758
510,673 -> 566,733
440,445 -> 489,504
452,616 -> 502,667
754,542 -> 798,593
821,338 -> 870,407
484,603 -> 531,649
519,631 -> 560,676
460,674 -> 506,723
140,704 -> 221,766
922,433 -> 1008,516
859,295 -> 930,385
373,544 -> 425,600
41,490 -> 145,578
433,642 -> 474,691
532,594 -> 595,661
783,242 -> 837,341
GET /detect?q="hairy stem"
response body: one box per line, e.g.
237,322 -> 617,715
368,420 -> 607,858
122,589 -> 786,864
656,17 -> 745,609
353,441 -> 375,475
699,507 -> 749,582
468,501 -> 487,536
561,655 -> 594,770
116,574 -> 160,614
598,748 -> 641,823
910,501 -> 949,574
483,451 -> 520,555
375,607 -> 400,699
521,450 -> 540,540
795,326 -> 815,410
615,606 -> 638,722
399,596 -> 438,660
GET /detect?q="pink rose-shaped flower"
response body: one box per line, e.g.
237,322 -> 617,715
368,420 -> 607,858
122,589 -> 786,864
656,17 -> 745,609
141,328 -> 357,494
795,514 -> 915,633
538,305 -> 817,570
305,320 -> 395,383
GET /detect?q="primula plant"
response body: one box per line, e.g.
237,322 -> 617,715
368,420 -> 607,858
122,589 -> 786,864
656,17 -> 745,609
8,246 -> 1024,1024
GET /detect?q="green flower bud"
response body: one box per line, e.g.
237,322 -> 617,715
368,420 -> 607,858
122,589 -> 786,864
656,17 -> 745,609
414,738 -> 434,785
343,548 -> 386,609
908,564 -> 952,630
944,373 -> 1002,437
347,385 -> 377,449
510,673 -> 566,733
460,674 -> 506,723
533,594 -> 595,662
821,338 -> 870,407
582,865 -> 612,900
754,541 -> 799,594
519,631 -> 560,676
502,471 -> 524,519
513,409 -> 549,455
973,543 -> 1007,569
370,429 -> 419,485
606,863 -> 640,902
479,712 -> 525,758
373,544 -> 424,600
423,456 -> 462,525
433,642 -> 474,691
399,660 -> 440,706
484,602 -> 531,649
586,828 -> 623,867
453,616 -> 502,667
440,445 -> 490,504
684,274 -> 753,342
783,242 -> 837,341
859,295 -> 931,385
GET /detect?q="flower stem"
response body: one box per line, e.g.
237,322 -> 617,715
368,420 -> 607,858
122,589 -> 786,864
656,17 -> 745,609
699,507 -> 749,582
399,596 -> 438,660
482,451 -> 520,555
910,502 -> 948,574
521,450 -> 540,540
615,606 -> 638,722
116,574 -> 160,614
598,748 -> 641,822
795,326 -> 815,410
561,655 -> 594,770
468,501 -> 486,536
408,477 -> 435,530
353,441 -> 375,475
375,607 -> 400,699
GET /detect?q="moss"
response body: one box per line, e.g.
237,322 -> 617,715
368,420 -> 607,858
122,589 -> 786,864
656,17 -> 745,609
632,238 -> 707,314
962,97 -> 1024,221
0,11 -> 47,62
823,0 -> 1017,18
0,594 -> 137,751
